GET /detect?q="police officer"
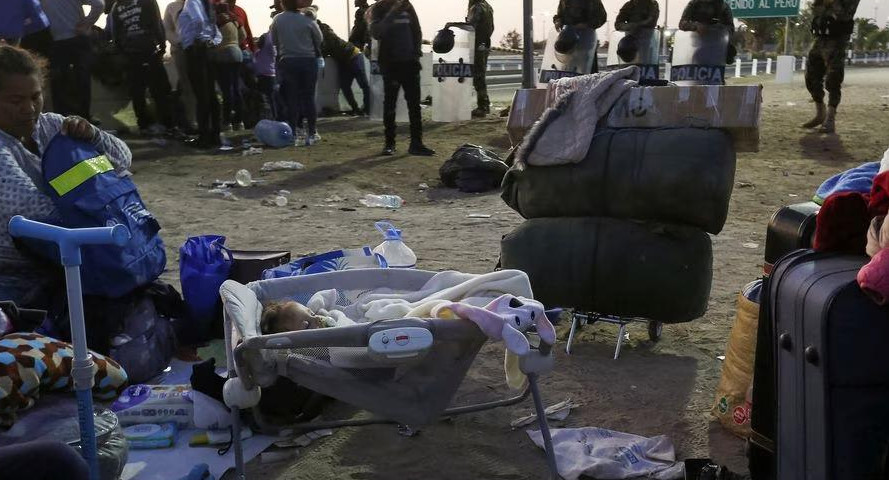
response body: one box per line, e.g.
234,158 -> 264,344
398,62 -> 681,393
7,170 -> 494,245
615,0 -> 659,32
349,0 -> 370,50
678,0 -> 737,65
552,0 -> 607,73
802,0 -> 860,133
467,0 -> 494,117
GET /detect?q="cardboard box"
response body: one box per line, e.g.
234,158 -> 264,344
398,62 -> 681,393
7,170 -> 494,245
506,88 -> 548,146
605,85 -> 763,152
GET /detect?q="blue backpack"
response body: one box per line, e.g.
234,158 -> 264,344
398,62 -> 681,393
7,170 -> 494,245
41,134 -> 166,298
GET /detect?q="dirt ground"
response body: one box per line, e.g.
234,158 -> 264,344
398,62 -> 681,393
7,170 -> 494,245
125,67 -> 889,479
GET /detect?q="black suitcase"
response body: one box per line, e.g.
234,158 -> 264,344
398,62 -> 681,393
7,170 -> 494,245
749,250 -> 889,480
763,203 -> 819,275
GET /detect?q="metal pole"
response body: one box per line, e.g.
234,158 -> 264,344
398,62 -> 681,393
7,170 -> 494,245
347,0 -> 352,35
522,0 -> 535,88
784,17 -> 790,54
662,0 -> 669,57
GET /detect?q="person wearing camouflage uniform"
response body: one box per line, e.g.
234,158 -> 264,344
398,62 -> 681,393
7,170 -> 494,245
553,0 -> 607,73
467,0 -> 494,117
803,0 -> 860,133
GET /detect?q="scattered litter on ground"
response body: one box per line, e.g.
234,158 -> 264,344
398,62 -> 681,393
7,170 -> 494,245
235,169 -> 252,187
261,161 -> 305,172
262,195 -> 289,207
208,187 -> 238,201
467,214 -> 492,219
242,147 -> 263,156
360,194 -> 404,208
397,425 -> 418,437
786,102 -> 796,106
324,195 -> 345,203
742,242 -> 759,249
736,182 -> 755,189
717,355 -> 726,361
788,193 -> 799,197
418,183 -> 429,190
339,207 -> 357,212
511,399 -> 581,428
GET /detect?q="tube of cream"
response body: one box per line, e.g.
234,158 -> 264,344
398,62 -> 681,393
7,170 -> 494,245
189,427 -> 253,447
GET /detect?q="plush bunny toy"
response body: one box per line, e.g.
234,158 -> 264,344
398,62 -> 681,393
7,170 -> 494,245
435,294 -> 557,356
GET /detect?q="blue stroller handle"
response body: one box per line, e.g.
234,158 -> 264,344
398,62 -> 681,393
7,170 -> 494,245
7,216 -> 131,480
8,215 -> 130,267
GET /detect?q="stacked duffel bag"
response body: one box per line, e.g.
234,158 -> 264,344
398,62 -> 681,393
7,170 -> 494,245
500,127 -> 736,324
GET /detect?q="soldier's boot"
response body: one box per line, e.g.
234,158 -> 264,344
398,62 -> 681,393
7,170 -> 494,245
802,102 -> 826,128
819,106 -> 837,133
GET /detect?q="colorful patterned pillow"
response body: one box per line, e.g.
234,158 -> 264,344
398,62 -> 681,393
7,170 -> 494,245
0,332 -> 128,426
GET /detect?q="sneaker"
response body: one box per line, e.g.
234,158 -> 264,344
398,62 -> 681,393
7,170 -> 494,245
307,132 -> 321,145
408,143 -> 436,156
381,144 -> 396,156
471,108 -> 489,118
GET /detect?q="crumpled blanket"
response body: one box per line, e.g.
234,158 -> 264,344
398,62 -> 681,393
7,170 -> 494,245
527,427 -> 685,480
516,66 -> 639,167
306,270 -> 534,324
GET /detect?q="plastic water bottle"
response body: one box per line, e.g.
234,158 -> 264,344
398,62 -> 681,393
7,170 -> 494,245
235,169 -> 252,187
253,119 -> 294,148
360,194 -> 404,209
372,222 -> 417,268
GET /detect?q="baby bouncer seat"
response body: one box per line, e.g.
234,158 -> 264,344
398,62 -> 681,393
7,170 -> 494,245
220,268 -> 559,479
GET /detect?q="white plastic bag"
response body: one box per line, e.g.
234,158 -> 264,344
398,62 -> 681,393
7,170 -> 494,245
527,427 -> 684,480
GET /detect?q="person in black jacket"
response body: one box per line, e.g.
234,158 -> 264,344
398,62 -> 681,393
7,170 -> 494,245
319,20 -> 370,116
110,0 -> 175,135
552,0 -> 607,73
678,0 -> 738,65
369,0 -> 434,156
349,0 -> 370,50
467,0 -> 494,118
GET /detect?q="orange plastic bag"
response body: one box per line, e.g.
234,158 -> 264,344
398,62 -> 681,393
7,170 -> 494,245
712,280 -> 760,438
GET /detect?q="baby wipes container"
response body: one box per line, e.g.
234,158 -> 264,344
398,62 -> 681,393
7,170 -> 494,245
372,222 -> 417,268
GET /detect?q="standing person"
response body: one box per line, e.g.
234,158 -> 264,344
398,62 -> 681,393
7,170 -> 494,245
466,0 -> 494,118
178,0 -> 222,148
802,0 -> 860,133
110,0 -> 175,136
253,32 -> 279,120
369,0 -> 435,156
213,3 -> 247,132
615,0 -> 659,32
227,0 -> 256,52
553,0 -> 607,74
318,21 -> 370,116
678,0 -> 737,64
349,0 -> 370,50
164,0 -> 197,133
271,0 -> 323,146
41,0 -> 104,119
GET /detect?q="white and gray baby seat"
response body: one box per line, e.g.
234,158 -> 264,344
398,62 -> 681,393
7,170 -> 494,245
220,268 -> 559,479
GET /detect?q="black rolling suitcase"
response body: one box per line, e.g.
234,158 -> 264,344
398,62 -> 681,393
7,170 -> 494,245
749,250 -> 889,480
762,203 -> 819,275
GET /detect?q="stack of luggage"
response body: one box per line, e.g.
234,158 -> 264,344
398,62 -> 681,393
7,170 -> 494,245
500,127 -> 737,323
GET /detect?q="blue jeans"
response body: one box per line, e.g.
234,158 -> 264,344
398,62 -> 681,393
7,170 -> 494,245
339,54 -> 370,113
279,57 -> 319,135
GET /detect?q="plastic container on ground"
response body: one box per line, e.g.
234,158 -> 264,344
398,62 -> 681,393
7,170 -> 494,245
360,194 -> 404,209
372,222 -> 417,268
254,120 -> 294,148
235,169 -> 252,187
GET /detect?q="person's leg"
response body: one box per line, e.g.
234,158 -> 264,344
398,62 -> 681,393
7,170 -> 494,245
338,59 -> 361,113
803,38 -> 827,128
382,67 -> 400,151
820,37 -> 848,133
398,61 -> 432,155
257,75 -> 276,120
49,39 -> 74,116
72,36 -> 93,118
473,48 -> 490,115
147,54 -> 175,130
279,58 -> 301,133
298,58 -> 320,137
231,62 -> 245,127
0,441 -> 89,480
352,55 -> 371,114
186,45 -> 211,141
172,46 -> 197,129
215,62 -> 233,128
206,60 -> 221,141
127,56 -> 152,130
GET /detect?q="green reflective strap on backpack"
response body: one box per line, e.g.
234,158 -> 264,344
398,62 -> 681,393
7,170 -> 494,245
48,154 -> 114,196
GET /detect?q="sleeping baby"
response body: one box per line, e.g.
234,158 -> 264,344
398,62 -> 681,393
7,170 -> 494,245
260,301 -> 325,334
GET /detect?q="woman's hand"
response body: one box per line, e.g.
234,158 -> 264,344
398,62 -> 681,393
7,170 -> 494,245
61,116 -> 98,142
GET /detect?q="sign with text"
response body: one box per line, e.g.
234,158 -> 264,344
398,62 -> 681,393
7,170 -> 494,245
670,64 -> 726,84
729,0 -> 800,19
432,62 -> 474,78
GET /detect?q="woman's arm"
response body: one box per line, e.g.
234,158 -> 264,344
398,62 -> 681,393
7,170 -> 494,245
0,150 -> 57,223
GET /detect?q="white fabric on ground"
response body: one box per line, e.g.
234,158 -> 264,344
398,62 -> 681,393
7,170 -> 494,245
527,427 -> 685,480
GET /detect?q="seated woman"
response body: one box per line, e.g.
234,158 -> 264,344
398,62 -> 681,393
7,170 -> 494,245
0,44 -> 132,305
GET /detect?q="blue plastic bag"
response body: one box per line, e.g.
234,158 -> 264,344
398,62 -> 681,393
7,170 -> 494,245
179,235 -> 232,337
262,247 -> 387,279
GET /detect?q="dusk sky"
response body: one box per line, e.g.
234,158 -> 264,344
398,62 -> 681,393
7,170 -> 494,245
119,0 -> 886,43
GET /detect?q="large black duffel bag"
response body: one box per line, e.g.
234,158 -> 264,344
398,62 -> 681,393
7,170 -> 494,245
501,128 -> 736,234
500,217 -> 713,323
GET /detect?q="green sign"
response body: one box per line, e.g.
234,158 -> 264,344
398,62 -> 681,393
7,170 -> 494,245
728,0 -> 801,18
